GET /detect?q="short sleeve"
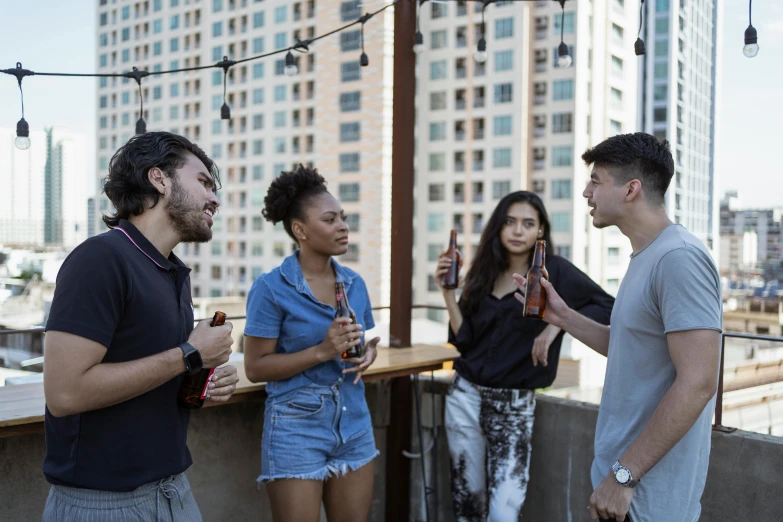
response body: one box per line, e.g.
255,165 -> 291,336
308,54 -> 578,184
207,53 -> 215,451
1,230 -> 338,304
244,277 -> 284,338
45,240 -> 129,348
653,247 -> 722,334
360,279 -> 376,330
448,316 -> 474,355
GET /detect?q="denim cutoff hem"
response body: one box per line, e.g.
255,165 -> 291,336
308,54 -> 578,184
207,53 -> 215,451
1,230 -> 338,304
258,384 -> 378,484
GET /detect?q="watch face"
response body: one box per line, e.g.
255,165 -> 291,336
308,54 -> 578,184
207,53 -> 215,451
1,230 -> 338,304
615,468 -> 631,484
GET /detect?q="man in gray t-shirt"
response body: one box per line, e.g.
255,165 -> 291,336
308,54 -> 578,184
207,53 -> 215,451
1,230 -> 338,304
514,133 -> 722,522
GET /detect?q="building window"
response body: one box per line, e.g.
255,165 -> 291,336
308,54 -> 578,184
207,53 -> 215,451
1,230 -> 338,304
552,113 -> 573,133
213,22 -> 223,37
493,148 -> 512,168
495,18 -> 513,39
428,213 -> 445,233
153,19 -> 162,33
213,0 -> 223,12
431,29 -> 448,49
252,216 -> 264,231
430,92 -> 447,110
339,183 -> 360,202
342,245 -> 359,263
274,32 -> 287,50
552,146 -> 573,167
493,115 -> 512,136
341,62 -> 360,82
340,92 -> 361,112
494,83 -> 512,103
253,37 -> 265,54
345,213 -> 360,233
253,11 -> 265,28
341,1 -> 361,22
655,17 -> 669,35
494,50 -> 513,71
429,183 -> 445,202
273,242 -> 286,258
211,120 -> 222,135
553,79 -> 574,101
431,3 -> 447,18
274,5 -> 287,23
251,188 -> 264,206
609,120 -> 622,135
339,153 -> 360,173
170,14 -> 180,30
253,114 -> 264,129
608,247 -> 621,264
339,122 -> 361,142
211,144 -> 222,158
654,62 -> 668,79
253,88 -> 264,104
253,165 -> 264,180
552,179 -> 572,199
653,107 -> 667,122
654,84 -> 667,101
556,245 -> 571,260
428,244 -> 441,262
429,122 -> 447,141
274,85 -> 286,102
274,111 -> 286,128
212,45 -> 223,61
493,180 -> 511,200
551,212 -> 572,233
553,12 -> 575,34
611,56 -> 624,76
253,139 -> 264,155
339,30 -> 362,52
430,60 -> 447,80
274,137 -> 285,153
429,153 -> 446,171
253,63 -> 264,79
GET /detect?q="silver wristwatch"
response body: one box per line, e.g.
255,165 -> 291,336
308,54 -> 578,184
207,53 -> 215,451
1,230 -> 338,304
612,460 -> 639,488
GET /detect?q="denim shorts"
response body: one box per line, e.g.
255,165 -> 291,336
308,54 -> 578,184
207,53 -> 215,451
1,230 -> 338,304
259,384 -> 379,483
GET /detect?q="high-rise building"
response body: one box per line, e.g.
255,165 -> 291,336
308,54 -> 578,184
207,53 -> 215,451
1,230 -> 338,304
414,0 -> 640,320
637,0 -> 720,261
0,127 -> 88,249
720,191 -> 783,278
93,0 -> 394,305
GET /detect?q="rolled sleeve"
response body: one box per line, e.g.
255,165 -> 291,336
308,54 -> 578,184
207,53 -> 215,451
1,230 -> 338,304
244,277 -> 284,338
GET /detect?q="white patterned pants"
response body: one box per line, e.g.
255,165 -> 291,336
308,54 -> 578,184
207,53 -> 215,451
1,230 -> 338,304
445,374 -> 536,522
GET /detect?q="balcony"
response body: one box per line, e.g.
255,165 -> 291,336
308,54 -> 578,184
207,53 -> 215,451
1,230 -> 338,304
534,126 -> 546,138
534,94 -> 546,105
534,159 -> 546,170
535,28 -> 548,40
535,61 -> 547,73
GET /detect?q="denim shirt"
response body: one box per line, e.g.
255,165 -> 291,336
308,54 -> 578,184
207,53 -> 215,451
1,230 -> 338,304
244,253 -> 375,439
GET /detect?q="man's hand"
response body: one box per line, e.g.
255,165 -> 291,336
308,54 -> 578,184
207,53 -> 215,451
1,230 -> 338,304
342,336 -> 381,384
512,274 -> 572,329
588,471 -> 634,521
532,324 -> 561,367
188,319 -> 235,369
205,365 -> 240,402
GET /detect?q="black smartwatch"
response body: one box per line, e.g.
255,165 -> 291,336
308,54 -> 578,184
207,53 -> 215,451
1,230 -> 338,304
179,342 -> 203,375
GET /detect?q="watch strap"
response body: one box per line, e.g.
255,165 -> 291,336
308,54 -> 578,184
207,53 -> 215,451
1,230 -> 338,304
179,342 -> 201,375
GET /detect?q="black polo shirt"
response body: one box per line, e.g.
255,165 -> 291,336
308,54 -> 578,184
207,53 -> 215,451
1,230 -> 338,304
44,219 -> 195,491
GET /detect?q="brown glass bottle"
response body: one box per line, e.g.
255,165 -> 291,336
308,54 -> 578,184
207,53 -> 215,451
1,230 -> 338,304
177,311 -> 226,409
523,240 -> 549,319
441,229 -> 461,289
335,282 -> 362,359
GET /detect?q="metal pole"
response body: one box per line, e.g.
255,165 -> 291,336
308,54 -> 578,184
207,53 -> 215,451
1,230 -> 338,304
387,1 -> 417,520
713,334 -> 737,433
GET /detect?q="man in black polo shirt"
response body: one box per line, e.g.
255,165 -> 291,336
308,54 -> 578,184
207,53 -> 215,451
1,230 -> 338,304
42,132 -> 239,522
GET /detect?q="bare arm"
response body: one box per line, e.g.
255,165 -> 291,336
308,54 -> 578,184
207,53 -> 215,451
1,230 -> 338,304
44,319 -> 235,417
44,331 -> 186,417
244,318 -> 363,383
442,289 -> 463,334
618,329 -> 721,480
513,275 -> 611,357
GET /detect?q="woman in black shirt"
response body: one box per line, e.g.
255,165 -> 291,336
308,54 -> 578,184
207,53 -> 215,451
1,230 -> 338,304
435,191 -> 614,521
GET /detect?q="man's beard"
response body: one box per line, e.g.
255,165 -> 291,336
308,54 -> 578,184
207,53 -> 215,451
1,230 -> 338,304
165,178 -> 213,243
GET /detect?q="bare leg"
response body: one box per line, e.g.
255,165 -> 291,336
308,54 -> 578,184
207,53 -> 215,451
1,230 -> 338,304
266,479 -> 324,522
322,460 -> 375,522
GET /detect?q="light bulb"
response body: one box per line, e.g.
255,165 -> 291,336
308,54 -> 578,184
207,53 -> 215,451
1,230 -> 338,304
15,117 -> 30,150
743,43 -> 759,58
14,136 -> 31,150
557,54 -> 572,68
413,31 -> 424,55
474,37 -> 488,63
284,51 -> 298,76
744,25 -> 759,58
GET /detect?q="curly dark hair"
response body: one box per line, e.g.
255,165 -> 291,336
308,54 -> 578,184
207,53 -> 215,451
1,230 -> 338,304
262,164 -> 328,242
581,132 -> 674,204
102,132 -> 220,228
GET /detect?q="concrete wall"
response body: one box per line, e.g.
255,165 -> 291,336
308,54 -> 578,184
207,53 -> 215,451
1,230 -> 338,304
2,384 -> 783,521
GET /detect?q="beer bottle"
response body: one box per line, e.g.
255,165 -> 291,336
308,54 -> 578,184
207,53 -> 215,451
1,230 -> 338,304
441,229 -> 461,289
523,240 -> 549,319
178,311 -> 227,409
335,282 -> 362,359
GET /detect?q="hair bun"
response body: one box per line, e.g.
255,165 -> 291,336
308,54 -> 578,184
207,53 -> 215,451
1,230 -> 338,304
262,165 -> 327,223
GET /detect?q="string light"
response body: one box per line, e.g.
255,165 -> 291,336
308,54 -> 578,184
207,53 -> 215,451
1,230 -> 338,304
557,0 -> 572,68
635,0 -> 646,56
1,1 -> 398,145
474,1 -> 491,63
413,0 -> 426,55
743,0 -> 759,58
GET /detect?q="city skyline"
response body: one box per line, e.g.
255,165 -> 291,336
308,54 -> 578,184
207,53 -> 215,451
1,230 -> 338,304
0,0 -> 779,209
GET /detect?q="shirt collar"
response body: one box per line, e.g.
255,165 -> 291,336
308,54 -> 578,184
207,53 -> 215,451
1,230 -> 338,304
280,251 -> 355,294
114,219 -> 184,272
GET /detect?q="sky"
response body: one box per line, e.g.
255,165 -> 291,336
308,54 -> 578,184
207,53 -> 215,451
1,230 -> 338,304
0,0 -> 780,208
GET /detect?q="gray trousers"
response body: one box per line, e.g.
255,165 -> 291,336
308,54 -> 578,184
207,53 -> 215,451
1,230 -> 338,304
42,473 -> 202,522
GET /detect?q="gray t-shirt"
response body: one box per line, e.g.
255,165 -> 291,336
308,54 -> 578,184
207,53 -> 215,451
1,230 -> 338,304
591,224 -> 722,522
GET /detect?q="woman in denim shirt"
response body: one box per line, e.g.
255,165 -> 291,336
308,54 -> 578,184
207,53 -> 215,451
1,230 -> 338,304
243,166 -> 381,522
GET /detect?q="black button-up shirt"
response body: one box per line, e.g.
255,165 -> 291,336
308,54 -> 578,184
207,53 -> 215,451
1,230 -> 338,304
449,255 -> 614,390
44,219 -> 194,491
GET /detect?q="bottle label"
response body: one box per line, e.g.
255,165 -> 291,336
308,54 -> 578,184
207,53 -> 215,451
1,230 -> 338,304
200,368 -> 216,400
